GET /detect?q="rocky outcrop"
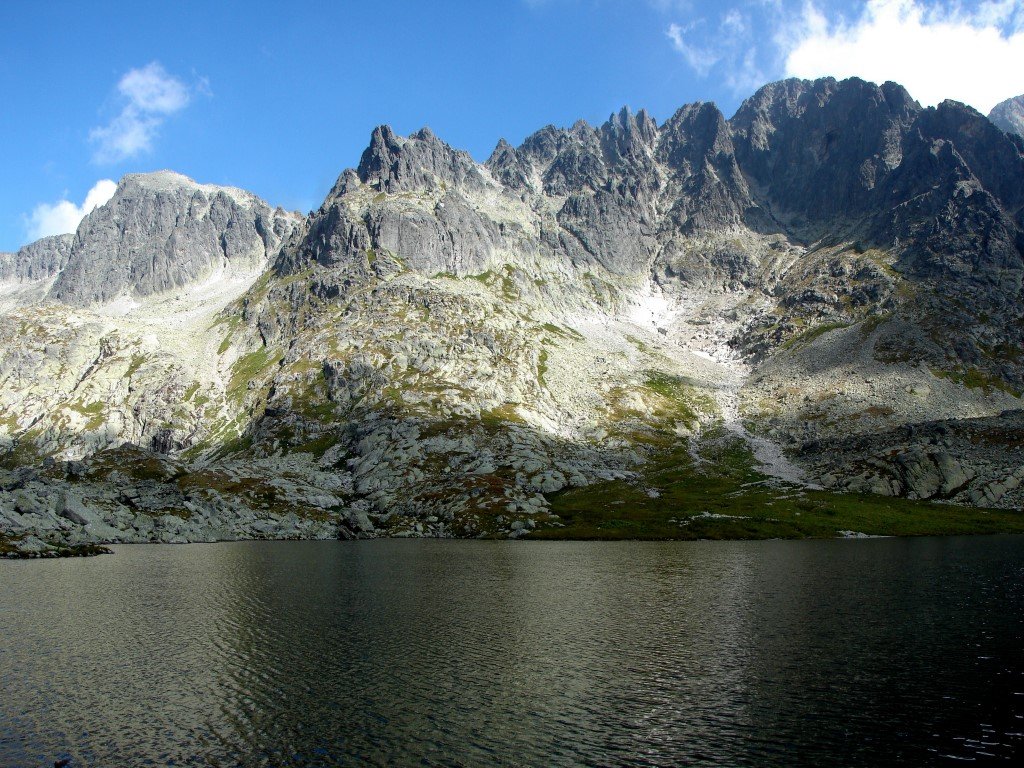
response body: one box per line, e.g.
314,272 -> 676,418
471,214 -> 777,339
989,94 -> 1024,138
730,78 -> 919,239
354,125 -> 490,195
0,234 -> 74,284
49,171 -> 302,305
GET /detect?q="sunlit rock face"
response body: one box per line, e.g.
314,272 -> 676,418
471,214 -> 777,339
0,234 -> 74,284
989,94 -> 1024,138
3,75 -> 1024,553
49,171 -> 302,306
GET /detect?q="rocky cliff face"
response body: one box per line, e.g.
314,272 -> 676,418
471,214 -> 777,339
0,234 -> 75,311
48,171 -> 302,305
3,76 -> 1024,555
989,94 -> 1024,138
0,234 -> 74,284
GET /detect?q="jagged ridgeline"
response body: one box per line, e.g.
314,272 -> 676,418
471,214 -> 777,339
3,76 -> 1024,554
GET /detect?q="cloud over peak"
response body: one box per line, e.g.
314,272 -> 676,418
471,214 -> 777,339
664,0 -> 1024,113
785,0 -> 1024,114
89,62 -> 193,164
25,180 -> 117,242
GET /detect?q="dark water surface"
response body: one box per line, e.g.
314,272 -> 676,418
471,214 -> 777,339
2,537 -> 1024,766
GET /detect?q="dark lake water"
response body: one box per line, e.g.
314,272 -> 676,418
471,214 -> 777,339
2,537 -> 1024,766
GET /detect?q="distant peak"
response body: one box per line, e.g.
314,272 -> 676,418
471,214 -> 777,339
988,94 -> 1024,137
353,123 -> 488,194
410,126 -> 437,142
113,170 -> 262,208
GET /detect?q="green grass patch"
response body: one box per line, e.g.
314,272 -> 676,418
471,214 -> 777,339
228,347 -> 282,402
625,335 -> 651,354
860,312 -> 892,336
0,411 -> 19,433
213,314 -> 243,355
541,322 -> 584,341
532,431 -> 1024,540
278,267 -> 314,287
465,269 -> 517,300
931,366 -> 1020,397
246,270 -> 274,305
125,354 -> 146,378
537,350 -> 549,388
292,433 -> 341,458
70,401 -> 104,416
642,371 -> 714,422
67,400 -> 106,431
208,433 -> 255,462
481,404 -> 526,428
782,321 -> 850,350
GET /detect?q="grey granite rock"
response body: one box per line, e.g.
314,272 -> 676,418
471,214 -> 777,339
0,234 -> 74,283
989,94 -> 1024,137
354,125 -> 490,195
48,171 -> 301,305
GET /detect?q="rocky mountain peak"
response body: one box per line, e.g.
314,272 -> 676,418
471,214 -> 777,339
599,106 -> 658,165
484,137 -> 535,192
47,170 -> 300,306
728,77 -> 921,240
912,99 -> 1024,209
659,102 -> 732,163
989,93 -> 1024,138
0,234 -> 74,285
730,77 -> 918,152
121,169 -> 197,192
354,123 -> 489,195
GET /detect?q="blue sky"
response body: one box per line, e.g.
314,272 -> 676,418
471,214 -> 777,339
2,0 -> 1023,251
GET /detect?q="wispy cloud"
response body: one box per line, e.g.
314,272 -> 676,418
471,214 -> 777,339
666,22 -> 721,77
665,8 -> 767,95
783,0 -> 1024,113
89,62 -> 193,164
25,180 -> 117,241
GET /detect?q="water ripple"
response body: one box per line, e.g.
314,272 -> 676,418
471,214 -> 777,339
2,537 -> 1023,765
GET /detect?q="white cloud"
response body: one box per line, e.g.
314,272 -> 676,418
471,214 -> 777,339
25,180 -> 117,241
118,62 -> 190,113
784,0 -> 1024,113
663,1 -> 1024,111
90,62 -> 192,164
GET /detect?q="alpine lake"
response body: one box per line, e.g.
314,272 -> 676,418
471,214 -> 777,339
3,536 -> 1023,766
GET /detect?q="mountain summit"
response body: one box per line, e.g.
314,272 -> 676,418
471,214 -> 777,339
3,76 -> 1024,555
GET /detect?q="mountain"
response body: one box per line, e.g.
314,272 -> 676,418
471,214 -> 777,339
0,234 -> 74,311
50,171 -> 302,305
4,76 -> 1024,556
989,94 -> 1024,137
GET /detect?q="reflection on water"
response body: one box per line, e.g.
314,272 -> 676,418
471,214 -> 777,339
2,537 -> 1023,765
